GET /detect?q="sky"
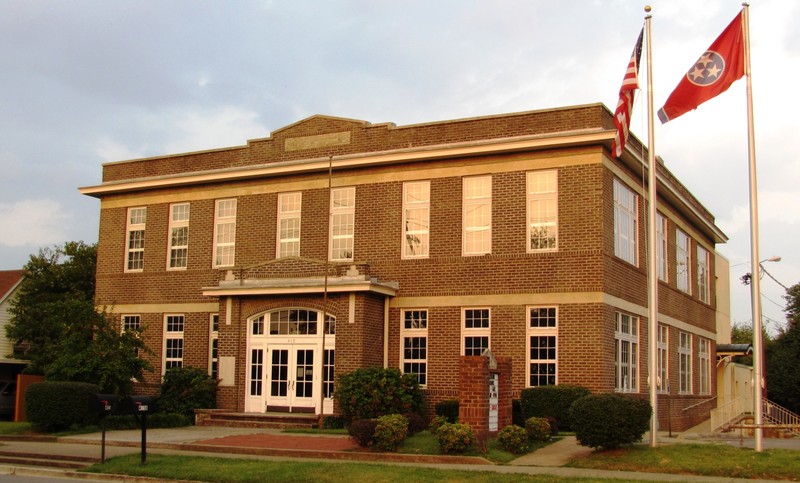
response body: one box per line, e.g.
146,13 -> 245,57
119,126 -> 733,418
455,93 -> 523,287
1,0 -> 797,334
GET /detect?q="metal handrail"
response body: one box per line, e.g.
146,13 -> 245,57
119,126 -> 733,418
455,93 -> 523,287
682,395 -> 717,412
762,398 -> 800,436
710,394 -> 753,432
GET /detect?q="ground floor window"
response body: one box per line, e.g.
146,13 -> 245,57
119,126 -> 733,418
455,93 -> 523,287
658,324 -> 668,393
210,314 -> 219,379
401,309 -> 427,386
699,337 -> 710,395
164,314 -> 184,371
462,308 -> 490,356
615,312 -> 638,392
679,331 -> 692,394
527,306 -> 557,387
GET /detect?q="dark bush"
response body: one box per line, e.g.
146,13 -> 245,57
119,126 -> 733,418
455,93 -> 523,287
569,393 -> 652,450
373,414 -> 408,451
497,425 -> 529,454
520,385 -> 590,431
512,399 -> 525,427
335,367 -> 423,421
158,367 -> 217,419
348,419 -> 378,447
25,381 -> 100,432
545,416 -> 559,436
102,412 -> 192,430
435,422 -> 474,453
524,417 -> 551,442
321,415 -> 346,430
434,399 -> 459,423
404,412 -> 427,436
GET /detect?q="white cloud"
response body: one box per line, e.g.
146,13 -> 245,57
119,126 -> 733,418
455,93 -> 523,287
0,199 -> 72,247
719,190 -> 800,236
95,137 -> 145,163
162,106 -> 268,155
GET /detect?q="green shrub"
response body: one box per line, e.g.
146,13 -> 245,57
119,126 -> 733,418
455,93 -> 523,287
373,414 -> 409,451
497,424 -> 529,454
404,412 -> 427,436
25,381 -> 100,432
428,415 -> 448,435
321,415 -> 346,430
435,422 -> 474,453
520,385 -> 590,431
335,367 -> 423,421
102,412 -> 192,430
348,419 -> 378,447
434,399 -> 459,423
569,393 -> 651,450
158,367 -> 217,418
524,417 -> 551,442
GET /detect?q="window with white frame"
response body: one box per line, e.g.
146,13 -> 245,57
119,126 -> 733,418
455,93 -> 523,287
679,331 -> 692,394
462,308 -> 490,356
697,245 -> 710,303
615,312 -> 639,392
527,170 -> 558,252
527,307 -> 557,387
209,314 -> 219,379
164,314 -> 185,371
401,310 -> 427,385
122,315 -> 142,357
213,199 -> 237,268
277,192 -> 301,258
167,203 -> 190,269
657,324 -> 668,393
402,181 -> 430,258
463,176 -> 491,255
613,178 -> 637,265
699,338 -> 710,395
656,212 -> 668,282
676,229 -> 692,294
330,187 -> 355,261
125,207 -> 147,272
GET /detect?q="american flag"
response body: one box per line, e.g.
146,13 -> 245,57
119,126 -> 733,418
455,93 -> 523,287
611,29 -> 643,158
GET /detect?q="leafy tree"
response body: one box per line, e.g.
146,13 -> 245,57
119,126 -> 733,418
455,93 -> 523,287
784,283 -> 800,329
764,281 -> 800,414
6,241 -> 150,393
729,322 -> 773,367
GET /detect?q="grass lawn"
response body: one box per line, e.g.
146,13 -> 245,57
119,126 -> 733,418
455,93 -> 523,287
84,454 -> 635,483
568,442 -> 800,480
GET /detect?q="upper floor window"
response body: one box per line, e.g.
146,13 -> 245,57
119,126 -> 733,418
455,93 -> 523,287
402,181 -> 430,258
330,187 -> 355,261
125,207 -> 147,272
676,229 -> 692,294
168,203 -> 190,270
462,308 -> 490,356
697,245 -> 710,303
613,179 -> 637,265
656,212 -> 668,282
527,170 -> 558,252
277,193 -> 302,258
615,312 -> 639,393
528,307 -> 557,387
213,199 -> 236,268
463,175 -> 492,255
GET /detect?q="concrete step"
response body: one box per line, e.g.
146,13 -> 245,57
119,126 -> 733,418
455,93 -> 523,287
196,410 -> 319,429
0,450 -> 95,470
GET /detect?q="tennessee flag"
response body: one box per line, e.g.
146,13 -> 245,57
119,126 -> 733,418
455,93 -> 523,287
612,28 -> 644,158
658,11 -> 745,123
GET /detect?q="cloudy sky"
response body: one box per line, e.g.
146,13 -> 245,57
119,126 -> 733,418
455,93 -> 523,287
1,0 -> 797,333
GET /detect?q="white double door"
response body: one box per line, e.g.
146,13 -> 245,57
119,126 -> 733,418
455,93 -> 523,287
246,340 -> 332,414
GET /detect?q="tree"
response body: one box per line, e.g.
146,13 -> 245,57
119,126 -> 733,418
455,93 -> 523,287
784,283 -> 800,329
764,281 -> 800,414
5,241 -> 150,393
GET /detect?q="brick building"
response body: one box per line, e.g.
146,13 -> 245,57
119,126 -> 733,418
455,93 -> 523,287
80,103 -> 726,431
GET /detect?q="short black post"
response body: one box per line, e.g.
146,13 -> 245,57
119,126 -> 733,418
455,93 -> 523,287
141,413 -> 147,464
100,418 -> 106,464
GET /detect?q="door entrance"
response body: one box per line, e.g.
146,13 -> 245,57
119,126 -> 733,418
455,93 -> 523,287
266,345 -> 316,413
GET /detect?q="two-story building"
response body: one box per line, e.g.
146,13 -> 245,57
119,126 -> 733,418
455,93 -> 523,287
80,103 -> 726,431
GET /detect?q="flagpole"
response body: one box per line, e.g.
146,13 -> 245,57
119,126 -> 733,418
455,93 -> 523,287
644,6 -> 659,448
742,2 -> 764,453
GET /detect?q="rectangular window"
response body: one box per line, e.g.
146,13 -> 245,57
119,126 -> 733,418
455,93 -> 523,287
330,187 -> 355,261
527,307 -> 557,387
277,192 -> 302,258
164,314 -> 185,372
656,213 -> 668,282
209,314 -> 219,379
613,179 -> 637,265
697,245 -> 710,303
657,324 -> 668,393
125,207 -> 147,272
462,308 -> 490,356
527,170 -> 558,252
213,199 -> 237,268
122,315 -> 142,357
615,312 -> 639,392
679,331 -> 692,394
463,175 -> 491,255
167,203 -> 190,270
699,338 -> 711,395
402,181 -> 430,258
401,310 -> 427,385
323,349 -> 335,398
677,229 -> 692,294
